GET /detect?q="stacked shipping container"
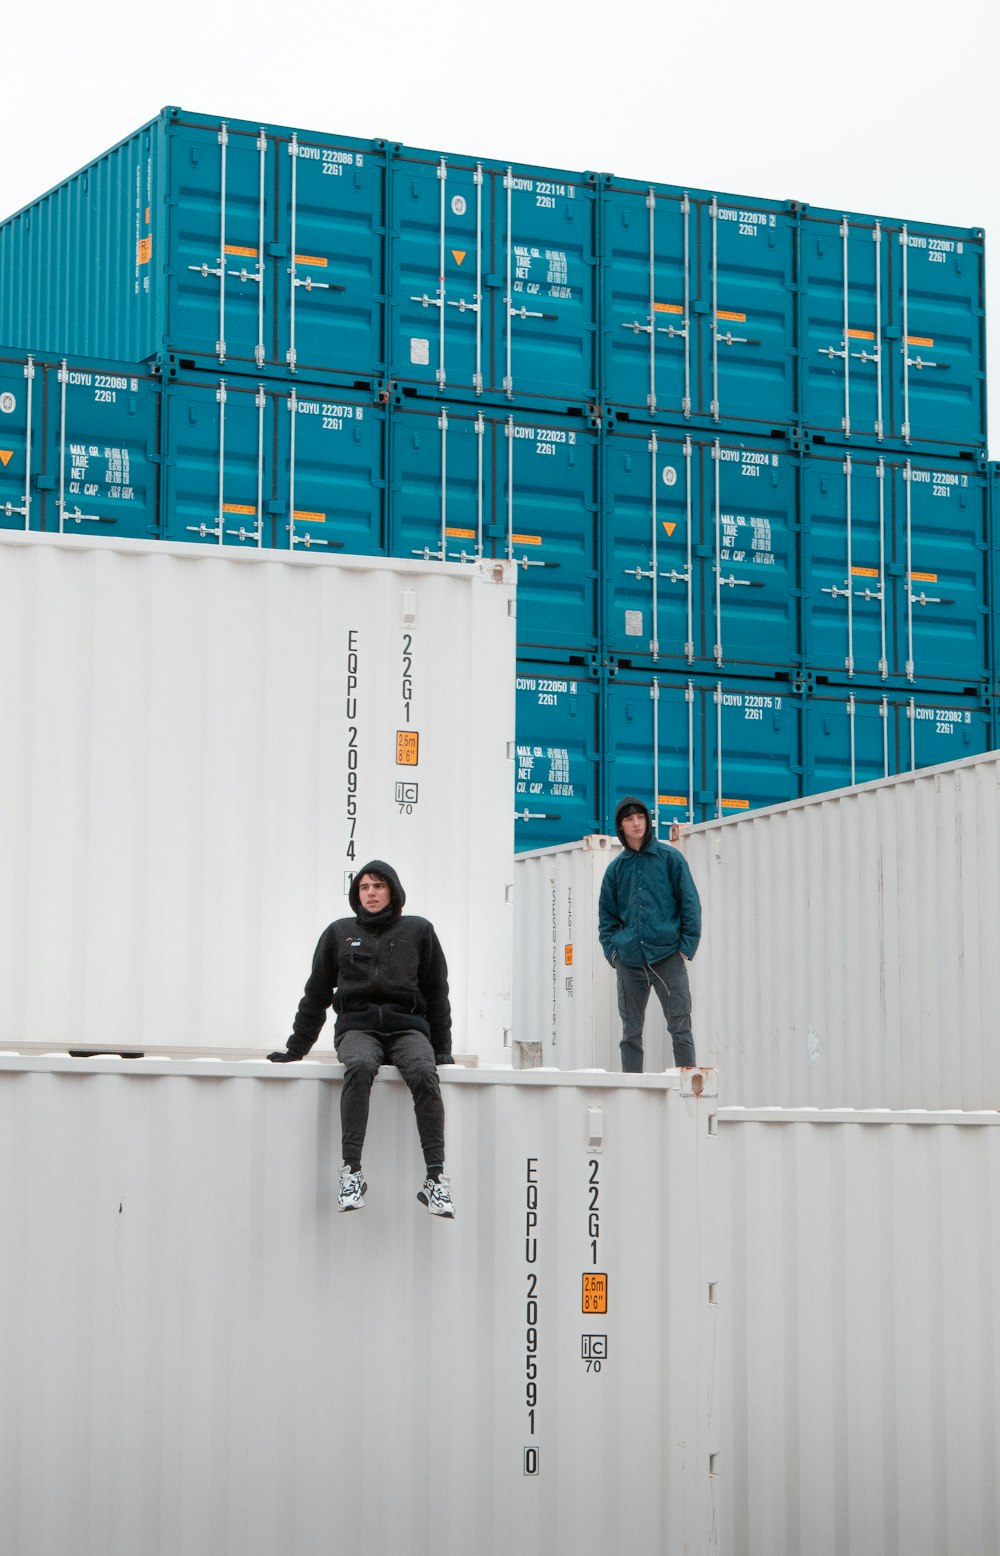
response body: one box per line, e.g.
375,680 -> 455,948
0,106 -> 991,849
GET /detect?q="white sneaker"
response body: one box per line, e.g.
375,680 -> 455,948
338,1166 -> 366,1211
417,1174 -> 455,1218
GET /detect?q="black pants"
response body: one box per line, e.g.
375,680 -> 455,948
336,1029 -> 445,1168
615,953 -> 695,1072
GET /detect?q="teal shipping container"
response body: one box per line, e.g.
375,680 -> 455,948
799,205 -> 987,452
0,352 -> 160,538
0,109 -> 387,385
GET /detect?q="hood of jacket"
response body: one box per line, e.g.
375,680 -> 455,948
614,796 -> 653,850
349,859 -> 406,920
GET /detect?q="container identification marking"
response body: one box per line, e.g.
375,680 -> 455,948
396,730 -> 419,766
345,631 -> 359,863
524,1157 -> 540,1464
582,1272 -> 607,1314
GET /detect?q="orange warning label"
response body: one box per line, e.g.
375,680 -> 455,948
293,510 -> 325,523
396,730 -> 420,766
907,335 -> 934,348
851,566 -> 880,578
445,527 -> 476,539
144,206 -> 151,225
653,302 -> 684,315
0,450 -> 12,467
663,521 -> 677,537
511,533 -> 542,546
658,795 -> 688,807
295,253 -> 328,268
452,250 -> 467,266
847,328 -> 876,341
225,244 -> 258,258
716,310 -> 747,323
223,503 -> 256,516
564,945 -> 573,966
721,797 -> 751,811
910,571 -> 938,583
136,236 -> 152,265
582,1273 -> 608,1314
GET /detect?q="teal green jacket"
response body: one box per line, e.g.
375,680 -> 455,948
598,837 -> 702,967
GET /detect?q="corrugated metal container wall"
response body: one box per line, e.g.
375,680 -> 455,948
800,448 -> 990,688
388,402 -> 600,652
602,426 -> 799,674
0,352 -> 160,539
160,376 -> 387,552
716,1107 -> 1000,1555
0,109 -> 387,383
388,153 -> 599,410
676,751 -> 1000,1108
0,535 -> 515,1059
0,1059 -> 718,1556
799,207 -> 987,453
600,178 -> 797,430
515,666 -> 601,853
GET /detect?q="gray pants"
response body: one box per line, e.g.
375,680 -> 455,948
336,1029 -> 445,1168
615,954 -> 695,1073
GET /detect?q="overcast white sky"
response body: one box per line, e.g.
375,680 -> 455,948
2,0 -> 995,448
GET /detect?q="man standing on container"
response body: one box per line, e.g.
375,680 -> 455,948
268,860 -> 455,1217
598,798 -> 701,1073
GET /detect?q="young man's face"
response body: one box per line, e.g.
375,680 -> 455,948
358,874 -> 392,912
621,811 -> 647,850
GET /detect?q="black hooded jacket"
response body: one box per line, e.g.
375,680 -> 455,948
286,859 -> 453,1059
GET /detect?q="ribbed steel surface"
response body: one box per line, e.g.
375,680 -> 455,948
0,1059 -> 718,1556
716,1106 -> 1000,1555
0,534 -> 515,1058
514,751 -> 1000,1104
678,749 -> 1000,1108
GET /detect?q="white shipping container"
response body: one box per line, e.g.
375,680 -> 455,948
716,1105 -> 1000,1555
0,1056 -> 719,1556
0,534 -> 515,1060
513,832 -> 682,1072
678,751 -> 1000,1108
514,752 -> 1000,1107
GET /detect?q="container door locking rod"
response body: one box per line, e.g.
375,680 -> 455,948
3,356 -> 33,528
287,389 -> 329,551
224,130 -> 268,369
188,379 -> 227,542
187,123 -> 228,363
286,136 -> 346,375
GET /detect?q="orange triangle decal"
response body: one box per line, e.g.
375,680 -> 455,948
0,450 -> 12,467
663,521 -> 677,537
452,249 -> 467,266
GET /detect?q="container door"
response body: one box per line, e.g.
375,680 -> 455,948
804,691 -> 891,796
161,378 -> 271,548
514,668 -> 601,851
703,438 -> 797,671
801,453 -> 889,679
603,428 -> 694,666
388,157 -> 485,397
704,679 -> 801,818
602,674 -> 699,829
889,225 -> 986,448
701,198 -> 796,426
275,388 -> 385,554
49,362 -> 158,539
494,413 -> 598,654
894,460 -> 988,685
601,184 -> 692,418
495,168 -> 597,406
0,356 -> 38,531
800,215 -> 887,441
388,403 -> 486,563
896,694 -> 991,773
277,135 -> 384,379
168,119 -> 272,369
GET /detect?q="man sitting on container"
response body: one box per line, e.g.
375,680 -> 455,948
598,798 -> 702,1073
268,860 -> 455,1217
